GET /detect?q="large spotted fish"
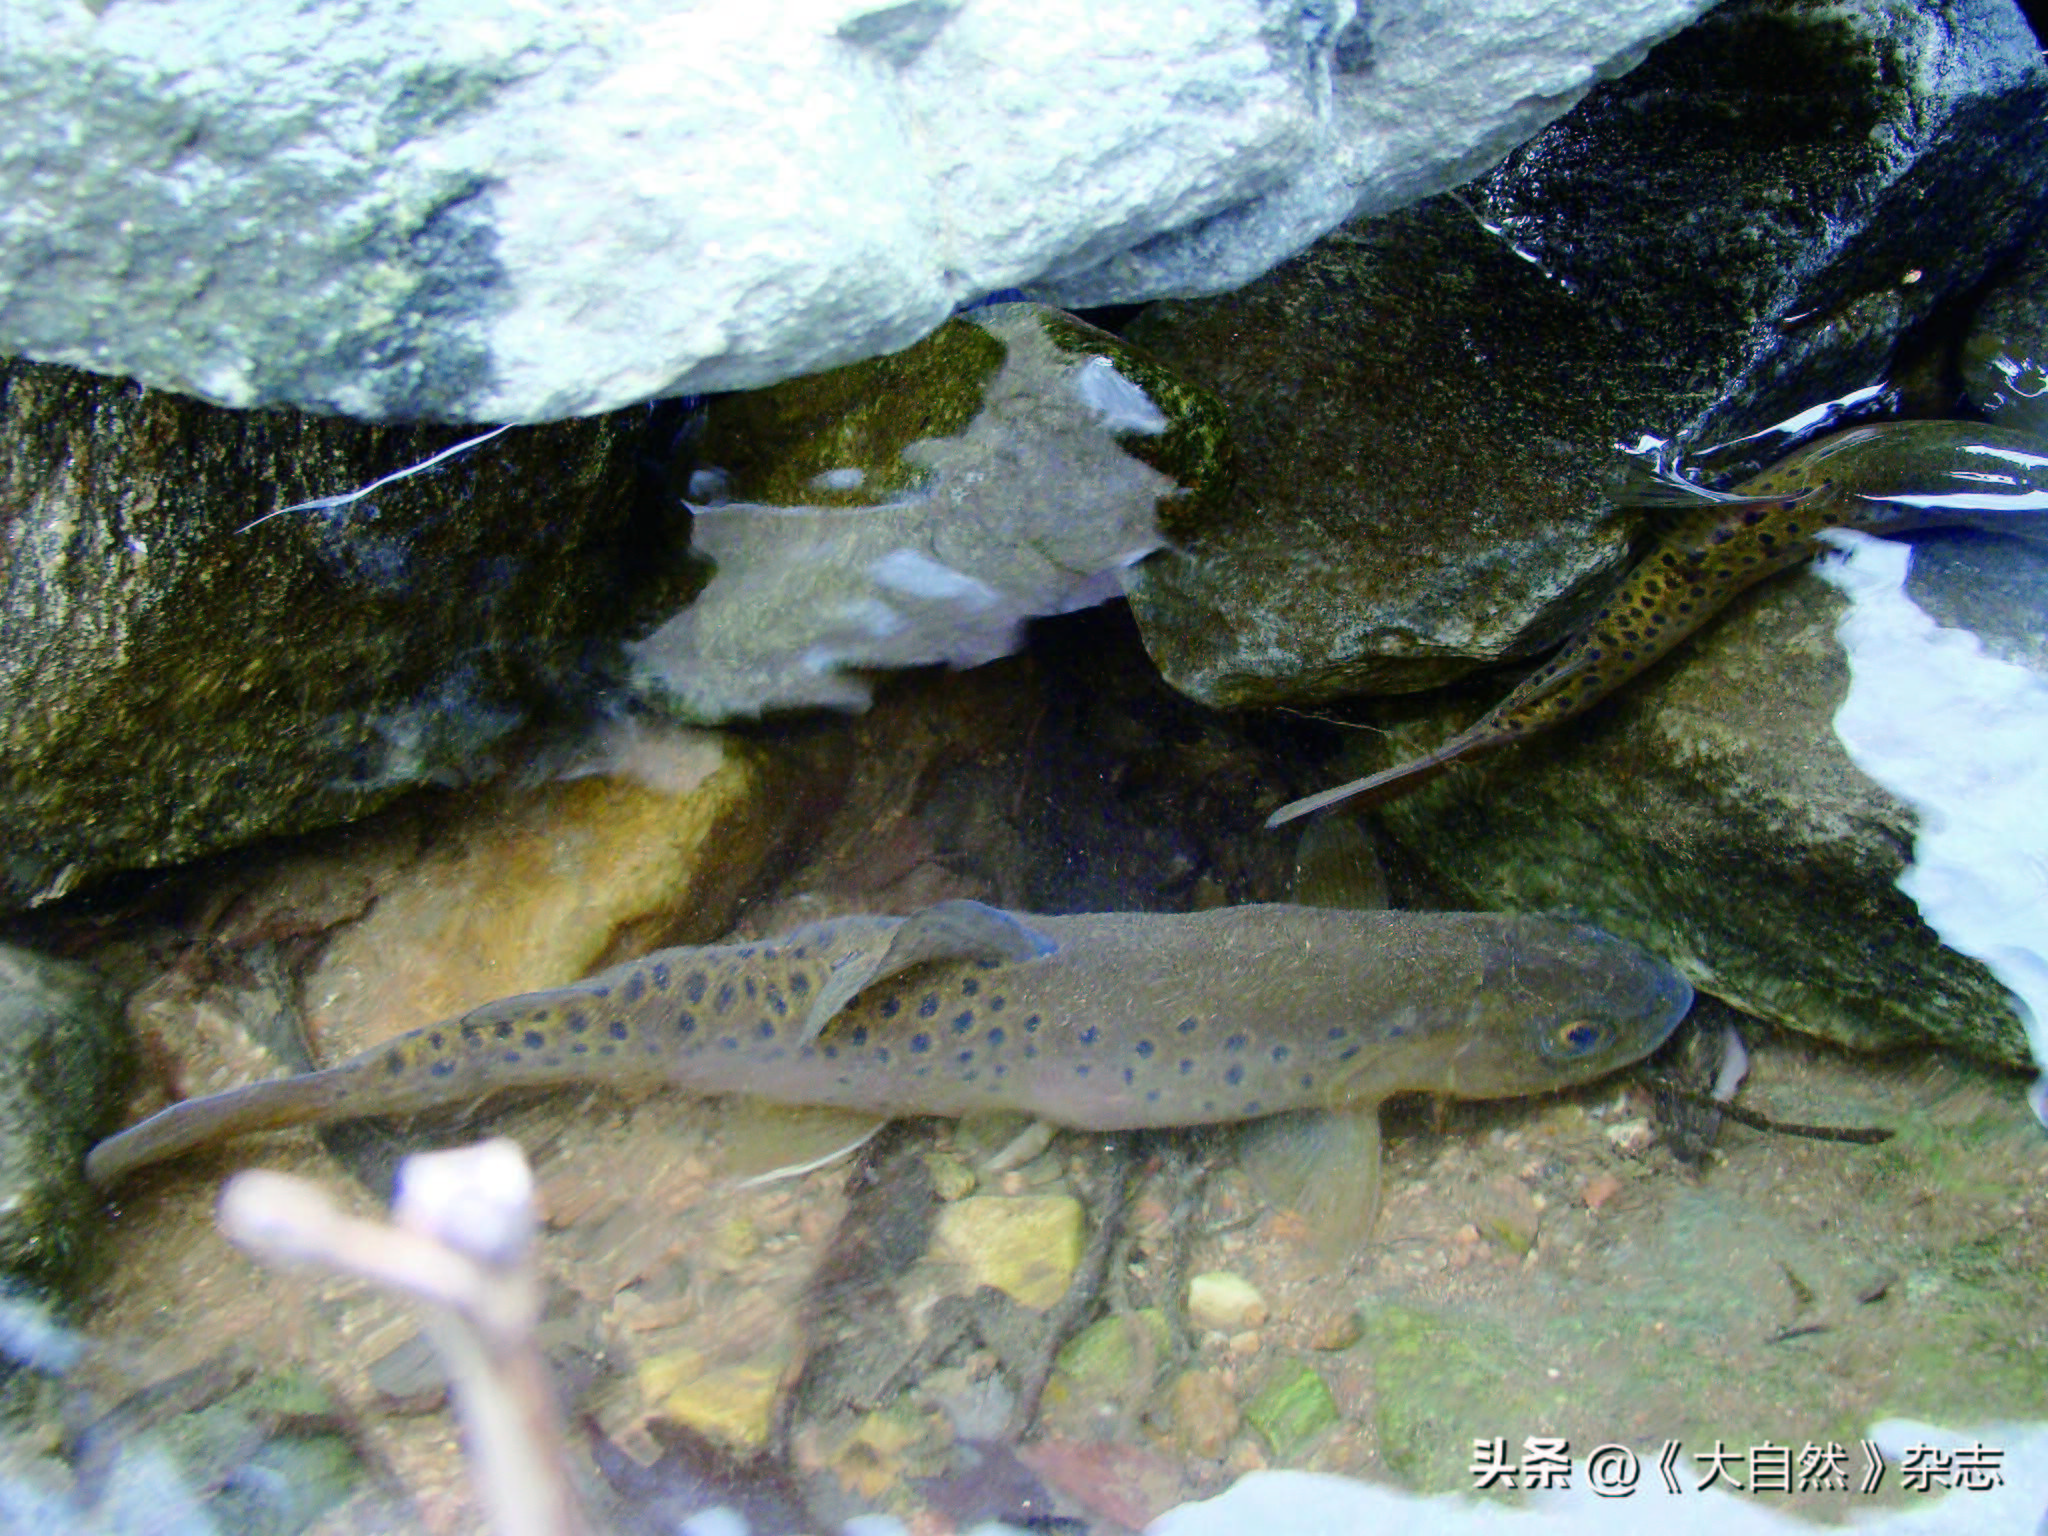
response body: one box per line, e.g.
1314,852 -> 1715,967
1267,420 -> 2048,826
86,901 -> 1691,1242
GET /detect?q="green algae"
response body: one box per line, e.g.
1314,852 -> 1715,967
690,320 -> 1006,507
1244,1360 -> 1340,1459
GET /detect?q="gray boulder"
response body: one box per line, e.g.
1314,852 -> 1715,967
0,0 -> 1710,421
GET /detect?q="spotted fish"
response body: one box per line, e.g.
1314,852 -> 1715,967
1266,420 -> 2048,826
86,901 -> 1691,1239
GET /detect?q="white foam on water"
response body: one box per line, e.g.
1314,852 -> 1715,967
1812,528 -> 2048,1126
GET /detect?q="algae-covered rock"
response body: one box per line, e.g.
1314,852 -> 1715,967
932,1194 -> 1085,1311
626,302 -> 1231,722
0,359 -> 664,911
1051,1309 -> 1172,1405
640,1347 -> 786,1450
0,945 -> 132,1280
1125,0 -> 2048,709
1364,530 -> 2045,1066
1963,220 -> 2048,438
1242,1360 -> 1338,1460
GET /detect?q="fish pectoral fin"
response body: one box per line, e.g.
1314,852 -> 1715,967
1236,1105 -> 1384,1260
796,900 -> 1058,1045
718,1102 -> 889,1188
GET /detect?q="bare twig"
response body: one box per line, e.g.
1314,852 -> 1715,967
218,1139 -> 589,1536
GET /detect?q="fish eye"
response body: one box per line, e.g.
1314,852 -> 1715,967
1550,1019 -> 1605,1057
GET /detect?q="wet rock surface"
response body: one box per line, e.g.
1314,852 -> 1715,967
0,946 -> 131,1280
1124,0 -> 2048,708
2,2 -> 2046,1531
1345,527 -> 2046,1068
0,361 -> 671,912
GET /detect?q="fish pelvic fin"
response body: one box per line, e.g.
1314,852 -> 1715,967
796,899 -> 1058,1046
1237,1105 -> 1384,1259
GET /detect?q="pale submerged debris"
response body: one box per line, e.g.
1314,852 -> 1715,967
1813,528 -> 2048,1126
1072,356 -> 1170,435
625,306 -> 1175,722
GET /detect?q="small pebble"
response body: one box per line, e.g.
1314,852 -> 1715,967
1189,1271 -> 1268,1332
1605,1118 -> 1655,1157
1169,1370 -> 1240,1459
1581,1173 -> 1625,1211
1307,1308 -> 1364,1352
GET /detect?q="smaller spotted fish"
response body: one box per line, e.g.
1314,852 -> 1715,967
86,901 -> 1691,1243
1267,420 -> 2048,827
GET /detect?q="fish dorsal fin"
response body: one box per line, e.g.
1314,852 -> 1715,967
797,899 -> 1058,1046
1236,1105 -> 1384,1261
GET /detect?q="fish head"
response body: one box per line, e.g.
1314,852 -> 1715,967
1432,918 -> 1694,1101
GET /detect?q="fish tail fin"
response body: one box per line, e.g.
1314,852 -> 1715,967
1264,734 -> 1480,828
86,1065 -> 362,1189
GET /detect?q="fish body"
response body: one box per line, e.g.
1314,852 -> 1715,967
86,902 -> 1691,1191
1267,420 -> 2048,826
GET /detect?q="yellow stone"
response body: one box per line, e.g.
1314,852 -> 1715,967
303,723 -> 788,1057
932,1194 -> 1084,1310
638,1346 -> 784,1449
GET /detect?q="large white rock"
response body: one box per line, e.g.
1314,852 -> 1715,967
0,0 -> 1711,422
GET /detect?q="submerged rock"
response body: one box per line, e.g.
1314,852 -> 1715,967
627,303 -> 1230,722
267,724 -> 796,1065
0,0 -> 1714,420
1125,0 -> 2048,709
0,361 -> 663,911
1362,529 -> 2046,1067
931,1195 -> 1085,1312
0,946 -> 130,1280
